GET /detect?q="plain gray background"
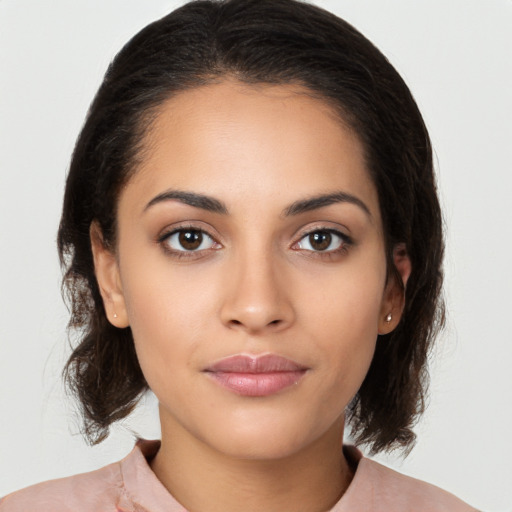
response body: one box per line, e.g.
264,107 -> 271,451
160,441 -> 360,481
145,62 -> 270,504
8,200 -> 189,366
0,1 -> 511,510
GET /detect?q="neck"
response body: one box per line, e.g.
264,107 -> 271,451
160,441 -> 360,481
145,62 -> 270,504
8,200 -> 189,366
151,411 -> 354,512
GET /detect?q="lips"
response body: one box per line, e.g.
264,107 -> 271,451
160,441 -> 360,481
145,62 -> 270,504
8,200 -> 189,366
204,354 -> 308,397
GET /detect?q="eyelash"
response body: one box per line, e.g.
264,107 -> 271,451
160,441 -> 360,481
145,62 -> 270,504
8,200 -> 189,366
157,225 -> 220,260
157,225 -> 353,260
292,228 -> 353,259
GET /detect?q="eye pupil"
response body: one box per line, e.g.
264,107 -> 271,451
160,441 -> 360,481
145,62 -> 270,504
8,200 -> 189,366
309,231 -> 331,251
179,230 -> 203,250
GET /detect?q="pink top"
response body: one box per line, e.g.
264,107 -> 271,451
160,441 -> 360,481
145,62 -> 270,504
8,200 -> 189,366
0,439 -> 477,511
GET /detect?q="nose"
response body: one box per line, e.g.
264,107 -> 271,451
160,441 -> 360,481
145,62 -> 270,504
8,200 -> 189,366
219,248 -> 295,335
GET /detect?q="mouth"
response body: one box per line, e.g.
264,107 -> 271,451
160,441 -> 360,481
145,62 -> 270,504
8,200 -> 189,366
203,354 -> 308,397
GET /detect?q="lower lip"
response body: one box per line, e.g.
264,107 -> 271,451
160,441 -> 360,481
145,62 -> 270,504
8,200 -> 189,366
206,371 -> 306,397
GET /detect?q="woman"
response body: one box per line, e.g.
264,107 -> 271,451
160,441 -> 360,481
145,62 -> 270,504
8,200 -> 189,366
0,0 -> 482,510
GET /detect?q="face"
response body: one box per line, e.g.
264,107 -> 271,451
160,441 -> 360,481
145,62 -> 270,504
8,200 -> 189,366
93,80 -> 406,460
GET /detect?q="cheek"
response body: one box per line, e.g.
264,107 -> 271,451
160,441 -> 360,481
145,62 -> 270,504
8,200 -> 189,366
118,258 -> 219,389
314,296 -> 379,376
300,259 -> 385,395
300,249 -> 386,338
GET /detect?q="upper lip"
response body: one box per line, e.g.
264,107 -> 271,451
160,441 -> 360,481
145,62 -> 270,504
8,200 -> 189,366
204,354 -> 308,373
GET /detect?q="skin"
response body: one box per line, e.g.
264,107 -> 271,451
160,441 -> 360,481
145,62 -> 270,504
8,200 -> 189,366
92,80 -> 410,512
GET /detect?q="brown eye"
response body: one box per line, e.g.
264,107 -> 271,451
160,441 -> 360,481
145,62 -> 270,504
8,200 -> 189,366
179,230 -> 203,250
296,229 -> 349,253
163,228 -> 217,252
309,231 -> 332,251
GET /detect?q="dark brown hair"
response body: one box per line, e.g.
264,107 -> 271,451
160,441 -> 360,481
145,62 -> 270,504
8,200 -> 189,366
58,0 -> 444,453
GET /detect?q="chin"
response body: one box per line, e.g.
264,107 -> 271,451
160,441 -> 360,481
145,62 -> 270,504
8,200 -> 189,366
198,412 -> 335,461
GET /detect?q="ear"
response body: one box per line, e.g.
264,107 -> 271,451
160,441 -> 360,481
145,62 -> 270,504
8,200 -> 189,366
378,243 -> 411,335
90,222 -> 129,328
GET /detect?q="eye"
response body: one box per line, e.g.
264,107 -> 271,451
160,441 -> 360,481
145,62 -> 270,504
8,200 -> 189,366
162,228 -> 218,252
295,229 -> 349,252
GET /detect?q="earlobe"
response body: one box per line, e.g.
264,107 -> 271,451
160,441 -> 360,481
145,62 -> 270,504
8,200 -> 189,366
378,243 -> 411,335
90,222 -> 129,328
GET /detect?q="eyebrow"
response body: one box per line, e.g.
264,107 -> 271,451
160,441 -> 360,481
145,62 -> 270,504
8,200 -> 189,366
282,192 -> 371,218
144,189 -> 371,218
144,190 -> 228,214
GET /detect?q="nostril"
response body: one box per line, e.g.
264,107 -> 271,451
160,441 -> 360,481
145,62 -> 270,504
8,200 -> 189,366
228,318 -> 282,329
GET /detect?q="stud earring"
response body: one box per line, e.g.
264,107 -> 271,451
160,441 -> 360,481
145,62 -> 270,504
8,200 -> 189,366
113,312 -> 118,319
385,313 -> 392,322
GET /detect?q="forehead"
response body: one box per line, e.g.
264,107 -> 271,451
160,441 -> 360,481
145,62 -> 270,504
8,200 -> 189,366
121,80 -> 379,219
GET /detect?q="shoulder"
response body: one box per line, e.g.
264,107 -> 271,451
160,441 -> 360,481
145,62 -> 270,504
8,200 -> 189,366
0,461 -> 130,512
341,451 -> 478,512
